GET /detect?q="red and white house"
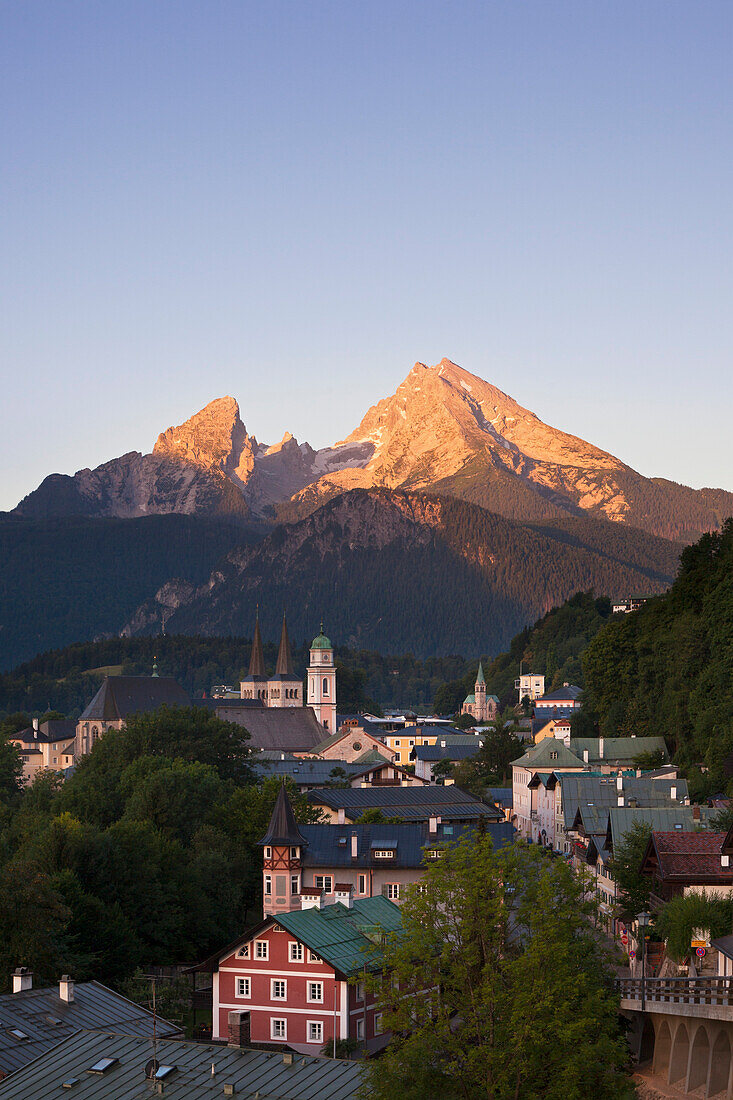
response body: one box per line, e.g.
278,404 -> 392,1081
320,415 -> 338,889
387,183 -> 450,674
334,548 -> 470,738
194,894 -> 402,1054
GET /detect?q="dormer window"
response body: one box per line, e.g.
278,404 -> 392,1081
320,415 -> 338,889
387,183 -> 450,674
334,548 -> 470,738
374,850 -> 395,859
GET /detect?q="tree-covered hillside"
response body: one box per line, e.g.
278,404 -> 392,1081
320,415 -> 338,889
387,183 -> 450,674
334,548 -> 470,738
0,634 -> 471,718
433,591 -> 613,714
581,519 -> 733,791
0,514 -> 263,670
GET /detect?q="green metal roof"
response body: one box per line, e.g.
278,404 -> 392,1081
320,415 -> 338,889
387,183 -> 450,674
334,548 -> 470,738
568,736 -> 669,766
275,896 -> 404,977
476,662 -> 486,685
311,630 -> 332,649
463,693 -> 476,705
512,738 -> 584,770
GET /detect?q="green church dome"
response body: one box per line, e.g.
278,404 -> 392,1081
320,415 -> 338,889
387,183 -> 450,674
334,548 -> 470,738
311,627 -> 332,649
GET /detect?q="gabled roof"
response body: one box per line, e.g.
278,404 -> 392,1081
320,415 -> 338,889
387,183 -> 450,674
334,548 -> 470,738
211,706 -> 325,751
414,744 -> 481,762
79,677 -> 190,721
251,756 -> 375,785
260,784 -> 308,847
13,719 -> 77,745
512,738 -> 584,770
536,685 -> 582,703
568,736 -> 669,767
309,727 -> 390,755
0,1030 -> 365,1100
0,980 -> 179,1078
298,820 -> 514,870
641,828 -> 733,883
307,784 -> 503,822
607,805 -> 711,853
269,897 -> 404,976
561,776 -> 690,832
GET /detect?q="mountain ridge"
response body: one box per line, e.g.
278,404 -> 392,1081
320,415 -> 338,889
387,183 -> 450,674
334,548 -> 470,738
14,358 -> 733,543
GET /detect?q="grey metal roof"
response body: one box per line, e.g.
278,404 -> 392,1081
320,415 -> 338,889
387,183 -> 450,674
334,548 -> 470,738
568,736 -> 669,767
13,720 -> 76,745
605,805 -> 713,851
413,745 -> 481,762
298,820 -> 515,870
251,757 -> 375,785
0,981 -> 179,1077
307,785 -> 502,822
561,775 -> 689,830
0,1030 -> 365,1099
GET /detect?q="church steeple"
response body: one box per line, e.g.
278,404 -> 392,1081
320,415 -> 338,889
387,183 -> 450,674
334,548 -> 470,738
248,614 -> 266,679
275,614 -> 295,677
240,610 -> 268,701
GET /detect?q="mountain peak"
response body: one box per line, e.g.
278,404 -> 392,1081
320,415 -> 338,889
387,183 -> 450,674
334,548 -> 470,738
154,395 -> 255,486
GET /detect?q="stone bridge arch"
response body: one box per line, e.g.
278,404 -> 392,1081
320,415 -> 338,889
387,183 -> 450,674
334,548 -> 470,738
686,1022 -> 710,1093
652,1017 -> 671,1077
668,1020 -> 690,1087
709,1027 -> 732,1098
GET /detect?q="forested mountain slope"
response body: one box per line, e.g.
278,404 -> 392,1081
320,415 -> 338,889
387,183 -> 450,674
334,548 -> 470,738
0,514 -> 263,670
581,519 -> 733,784
124,489 -> 680,659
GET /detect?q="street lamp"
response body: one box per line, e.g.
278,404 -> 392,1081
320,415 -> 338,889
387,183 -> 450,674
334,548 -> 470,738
637,911 -> 651,1011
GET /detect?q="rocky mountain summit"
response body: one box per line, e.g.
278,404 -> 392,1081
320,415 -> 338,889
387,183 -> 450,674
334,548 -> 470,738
14,358 -> 733,542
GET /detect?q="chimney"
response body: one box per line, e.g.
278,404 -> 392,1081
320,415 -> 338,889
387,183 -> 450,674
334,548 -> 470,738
283,1052 -> 294,1065
337,808 -> 346,825
351,834 -> 358,859
722,855 -> 730,869
301,890 -> 323,910
32,718 -> 39,738
59,975 -> 74,1003
335,885 -> 353,908
617,795 -> 625,807
583,750 -> 589,764
598,737 -> 604,759
12,967 -> 32,993
616,775 -> 623,791
693,805 -> 701,821
228,1009 -> 250,1047
429,815 -> 438,837
670,786 -> 677,801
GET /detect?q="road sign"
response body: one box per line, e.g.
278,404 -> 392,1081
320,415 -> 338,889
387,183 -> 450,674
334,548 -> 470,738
621,934 -> 628,946
696,947 -> 706,959
629,950 -> 636,959
691,939 -> 707,948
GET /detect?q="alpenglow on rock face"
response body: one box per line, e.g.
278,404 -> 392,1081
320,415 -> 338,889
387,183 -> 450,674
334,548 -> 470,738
14,359 -> 733,541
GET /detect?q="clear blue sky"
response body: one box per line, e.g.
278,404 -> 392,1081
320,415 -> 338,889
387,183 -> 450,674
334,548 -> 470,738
2,1 -> 732,510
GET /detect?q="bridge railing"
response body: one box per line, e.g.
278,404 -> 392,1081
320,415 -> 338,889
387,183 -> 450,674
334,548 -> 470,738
616,976 -> 733,1007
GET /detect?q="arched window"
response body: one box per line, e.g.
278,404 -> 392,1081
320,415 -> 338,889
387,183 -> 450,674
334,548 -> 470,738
323,678 -> 329,695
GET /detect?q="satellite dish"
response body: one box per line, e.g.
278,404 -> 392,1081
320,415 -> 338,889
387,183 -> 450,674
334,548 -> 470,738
144,1058 -> 160,1079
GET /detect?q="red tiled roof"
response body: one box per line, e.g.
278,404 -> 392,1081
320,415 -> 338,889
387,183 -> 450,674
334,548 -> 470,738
650,830 -> 733,882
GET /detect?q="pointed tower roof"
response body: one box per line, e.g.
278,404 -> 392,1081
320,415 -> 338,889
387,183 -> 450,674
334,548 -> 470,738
259,783 -> 308,847
243,615 -> 266,682
272,614 -> 299,681
476,661 -> 486,686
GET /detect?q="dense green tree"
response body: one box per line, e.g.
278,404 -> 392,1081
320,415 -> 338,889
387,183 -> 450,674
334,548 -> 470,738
365,834 -> 630,1100
607,821 -> 653,922
655,893 -> 733,963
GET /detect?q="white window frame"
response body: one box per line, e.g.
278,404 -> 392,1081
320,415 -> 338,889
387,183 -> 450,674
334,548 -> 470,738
374,1012 -> 384,1034
314,875 -> 333,893
355,981 -> 364,1002
236,976 -> 251,998
264,875 -> 272,896
308,950 -> 322,964
236,944 -> 250,958
307,1019 -> 324,1043
254,939 -> 268,960
271,978 -> 287,1000
385,883 -> 400,900
358,874 -> 367,894
356,1018 -> 365,1040
374,850 -> 395,859
307,981 -> 324,1003
271,1018 -> 287,1040
290,874 -> 300,895
289,941 -> 303,962
264,846 -> 272,858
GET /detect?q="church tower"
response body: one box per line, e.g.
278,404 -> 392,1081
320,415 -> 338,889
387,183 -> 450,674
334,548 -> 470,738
474,661 -> 486,715
260,784 -> 307,917
240,613 -> 268,702
307,624 -> 337,733
267,614 -> 303,707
